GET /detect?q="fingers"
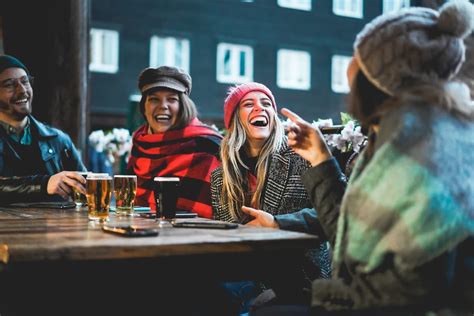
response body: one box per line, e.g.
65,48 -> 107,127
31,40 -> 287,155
246,219 -> 260,226
66,171 -> 87,185
281,108 -> 303,123
62,173 -> 87,195
48,171 -> 87,198
241,206 -> 259,217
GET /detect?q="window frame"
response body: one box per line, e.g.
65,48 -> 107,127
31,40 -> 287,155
383,0 -> 410,14
277,0 -> 312,11
89,28 -> 119,74
331,55 -> 352,94
276,48 -> 311,91
149,35 -> 190,73
333,0 -> 363,18
216,43 -> 254,84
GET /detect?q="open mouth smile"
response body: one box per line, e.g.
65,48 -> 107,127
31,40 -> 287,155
249,115 -> 269,127
154,114 -> 172,122
12,97 -> 29,105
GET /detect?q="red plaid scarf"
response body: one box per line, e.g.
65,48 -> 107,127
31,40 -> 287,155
128,119 -> 222,218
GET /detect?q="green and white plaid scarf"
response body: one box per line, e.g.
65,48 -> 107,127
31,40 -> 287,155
333,103 -> 474,274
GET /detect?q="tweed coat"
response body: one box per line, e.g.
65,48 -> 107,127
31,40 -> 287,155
211,143 -> 331,280
211,143 -> 313,222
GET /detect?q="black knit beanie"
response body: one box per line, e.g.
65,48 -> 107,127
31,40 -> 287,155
0,55 -> 30,75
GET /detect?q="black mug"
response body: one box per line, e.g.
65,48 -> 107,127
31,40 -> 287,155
153,177 -> 180,220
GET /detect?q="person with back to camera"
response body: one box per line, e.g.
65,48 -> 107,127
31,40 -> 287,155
211,82 -> 331,312
244,1 -> 474,315
127,66 -> 222,218
0,55 -> 86,205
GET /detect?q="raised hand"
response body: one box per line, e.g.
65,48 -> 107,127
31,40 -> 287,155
281,107 -> 332,167
242,206 -> 279,228
47,171 -> 87,200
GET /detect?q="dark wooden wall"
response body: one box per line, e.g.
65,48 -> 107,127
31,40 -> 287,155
0,0 -> 90,155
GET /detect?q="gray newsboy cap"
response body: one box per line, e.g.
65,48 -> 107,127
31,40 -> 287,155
138,66 -> 192,95
354,0 -> 474,96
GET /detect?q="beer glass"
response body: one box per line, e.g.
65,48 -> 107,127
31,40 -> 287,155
153,177 -> 180,221
72,171 -> 89,207
86,173 -> 113,222
114,175 -> 137,216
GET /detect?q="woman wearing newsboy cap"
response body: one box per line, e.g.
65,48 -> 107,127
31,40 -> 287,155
127,66 -> 222,218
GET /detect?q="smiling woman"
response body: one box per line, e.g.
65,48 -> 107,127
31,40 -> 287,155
210,82 -> 331,312
126,66 -> 223,218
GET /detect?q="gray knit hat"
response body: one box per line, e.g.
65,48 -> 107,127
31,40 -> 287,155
354,0 -> 474,96
138,66 -> 192,95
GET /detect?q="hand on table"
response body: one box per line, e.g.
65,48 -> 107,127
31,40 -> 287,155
242,206 -> 279,228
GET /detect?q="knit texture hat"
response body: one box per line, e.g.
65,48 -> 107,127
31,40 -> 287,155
138,66 -> 192,95
223,82 -> 277,129
0,55 -> 29,75
354,0 -> 474,96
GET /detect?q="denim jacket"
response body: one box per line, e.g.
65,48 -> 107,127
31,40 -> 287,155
0,115 -> 86,203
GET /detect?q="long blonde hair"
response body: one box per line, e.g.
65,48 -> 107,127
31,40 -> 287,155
220,108 -> 284,221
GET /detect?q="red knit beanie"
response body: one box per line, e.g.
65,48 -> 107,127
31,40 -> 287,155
223,82 -> 277,129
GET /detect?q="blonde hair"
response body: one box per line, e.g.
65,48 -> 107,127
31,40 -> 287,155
219,108 -> 284,221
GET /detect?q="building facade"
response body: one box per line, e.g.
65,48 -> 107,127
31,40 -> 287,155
90,0 -> 421,130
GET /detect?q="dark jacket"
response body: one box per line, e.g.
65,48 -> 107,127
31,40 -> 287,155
0,115 -> 86,204
276,158 -> 474,315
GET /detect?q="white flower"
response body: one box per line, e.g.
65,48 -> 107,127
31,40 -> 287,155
312,118 -> 334,128
88,128 -> 132,164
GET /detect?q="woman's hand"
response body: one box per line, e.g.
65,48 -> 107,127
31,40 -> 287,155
242,206 -> 279,228
281,108 -> 332,167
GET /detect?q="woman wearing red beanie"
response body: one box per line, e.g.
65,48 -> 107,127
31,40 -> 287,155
127,66 -> 222,218
211,82 -> 331,311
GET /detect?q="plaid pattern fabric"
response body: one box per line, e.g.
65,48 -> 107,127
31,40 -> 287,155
333,103 -> 474,276
211,144 -> 332,280
128,118 -> 222,218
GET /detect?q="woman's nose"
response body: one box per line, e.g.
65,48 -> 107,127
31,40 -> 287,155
158,101 -> 169,109
253,102 -> 264,111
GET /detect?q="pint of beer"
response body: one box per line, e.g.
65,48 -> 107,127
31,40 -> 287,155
153,177 -> 180,221
114,175 -> 137,215
86,173 -> 113,222
73,172 -> 89,207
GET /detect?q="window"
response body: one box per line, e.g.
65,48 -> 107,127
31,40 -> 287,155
89,28 -> 119,73
150,36 -> 190,73
383,0 -> 410,13
277,49 -> 311,90
277,0 -> 312,11
216,43 -> 253,84
331,55 -> 352,94
333,0 -> 363,18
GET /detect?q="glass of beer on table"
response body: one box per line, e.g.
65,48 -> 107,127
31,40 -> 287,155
86,173 -> 113,222
73,171 -> 89,207
114,175 -> 137,216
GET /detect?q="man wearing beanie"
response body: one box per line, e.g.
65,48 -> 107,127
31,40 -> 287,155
0,55 -> 87,204
246,1 -> 474,315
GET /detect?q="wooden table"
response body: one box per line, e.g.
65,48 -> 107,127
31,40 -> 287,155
0,206 -> 318,315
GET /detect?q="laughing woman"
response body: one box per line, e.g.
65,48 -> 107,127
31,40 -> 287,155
127,66 -> 222,218
211,82 -> 331,309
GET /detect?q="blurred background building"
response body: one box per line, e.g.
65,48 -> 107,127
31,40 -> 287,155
89,0 -> 423,131
0,0 -> 470,159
